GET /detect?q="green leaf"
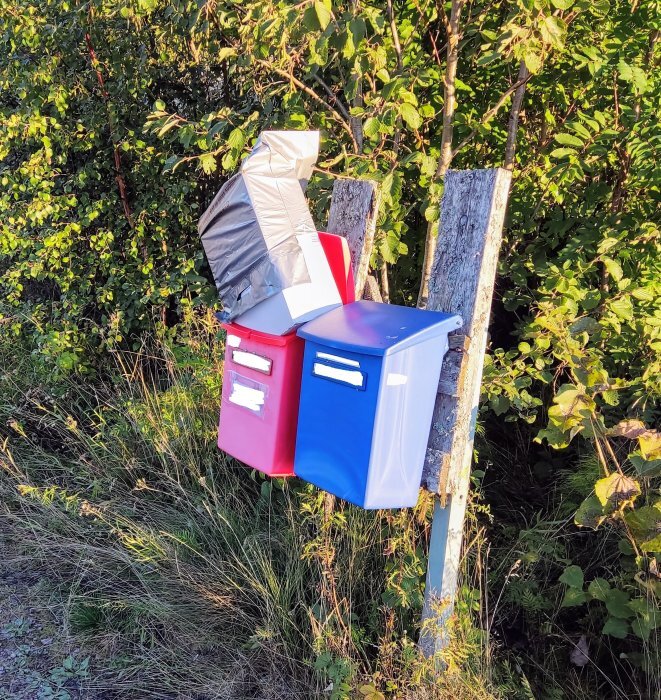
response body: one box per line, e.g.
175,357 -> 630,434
349,17 -> 366,44
631,617 -> 652,641
590,0 -> 610,15
363,117 -> 380,139
476,51 -> 500,66
550,147 -> 577,160
227,127 -> 245,150
575,494 -> 611,529
399,102 -> 422,130
342,30 -> 355,58
491,395 -> 511,416
551,0 -> 574,8
569,316 -> 599,335
198,153 -> 216,174
314,1 -> 332,30
604,588 -> 632,619
582,289 -> 601,310
588,578 -> 610,602
602,257 -> 623,282
522,50 -> 542,74
217,47 -> 236,62
544,384 -> 594,443
610,296 -> 633,320
617,60 -> 649,93
602,390 -> 619,406
540,16 -> 567,49
555,133 -> 584,147
625,506 -> 660,542
163,155 -> 183,173
631,287 -> 655,302
629,453 -> 661,478
559,564 -> 584,589
641,535 -> 661,553
602,617 -> 629,639
561,588 -> 588,607
594,473 -> 640,508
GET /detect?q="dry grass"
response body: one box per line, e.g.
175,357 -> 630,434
0,315 -> 522,699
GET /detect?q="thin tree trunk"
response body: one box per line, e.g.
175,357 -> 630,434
84,32 -> 135,232
380,261 -> 390,303
417,0 -> 465,309
350,0 -> 364,152
504,61 -> 531,171
387,0 -> 404,158
382,0 -> 402,303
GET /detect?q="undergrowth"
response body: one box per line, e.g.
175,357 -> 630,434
0,312 -> 518,700
0,312 -> 656,699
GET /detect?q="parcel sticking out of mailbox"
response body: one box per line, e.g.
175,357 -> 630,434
198,131 -> 341,334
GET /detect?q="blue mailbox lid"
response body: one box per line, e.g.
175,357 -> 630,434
297,300 -> 462,357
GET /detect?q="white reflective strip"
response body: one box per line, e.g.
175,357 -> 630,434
316,351 -> 360,367
226,334 -> 241,348
232,350 -> 272,373
228,384 -> 266,412
313,363 -> 364,387
386,373 -> 408,386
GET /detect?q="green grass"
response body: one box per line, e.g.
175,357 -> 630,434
0,315 -> 652,699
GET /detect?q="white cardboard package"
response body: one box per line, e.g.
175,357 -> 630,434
235,230 -> 342,336
230,132 -> 341,335
199,130 -> 341,335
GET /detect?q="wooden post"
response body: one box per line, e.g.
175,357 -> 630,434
419,169 -> 512,657
326,179 -> 381,301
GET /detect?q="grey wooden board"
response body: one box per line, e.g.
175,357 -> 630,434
326,179 -> 380,298
363,274 -> 383,302
421,168 -> 511,493
419,168 -> 512,658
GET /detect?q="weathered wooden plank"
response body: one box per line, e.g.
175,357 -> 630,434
326,179 -> 380,298
362,274 -> 383,303
420,168 -> 512,658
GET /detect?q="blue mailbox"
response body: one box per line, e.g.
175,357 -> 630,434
294,301 -> 462,509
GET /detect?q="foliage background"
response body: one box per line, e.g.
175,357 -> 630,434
0,0 -> 659,697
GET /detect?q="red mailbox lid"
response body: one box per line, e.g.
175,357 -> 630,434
221,321 -> 299,347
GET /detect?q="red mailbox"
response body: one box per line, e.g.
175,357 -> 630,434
217,232 -> 355,476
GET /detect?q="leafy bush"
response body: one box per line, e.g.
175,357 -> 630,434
1,0 -> 659,695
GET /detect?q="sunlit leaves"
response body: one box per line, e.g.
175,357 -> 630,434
555,133 -> 584,148
538,384 -> 596,448
314,1 -> 332,31
594,472 -> 640,508
398,102 -> 422,130
540,17 -> 567,51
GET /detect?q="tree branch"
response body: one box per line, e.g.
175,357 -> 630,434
310,73 -> 352,122
452,70 -> 533,159
417,0 -> 466,308
84,31 -> 135,233
256,59 -> 359,153
503,60 -> 531,171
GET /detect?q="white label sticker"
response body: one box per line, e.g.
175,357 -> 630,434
386,373 -> 408,386
313,363 -> 365,388
226,334 -> 241,348
229,383 -> 266,412
232,350 -> 272,374
315,351 -> 360,368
